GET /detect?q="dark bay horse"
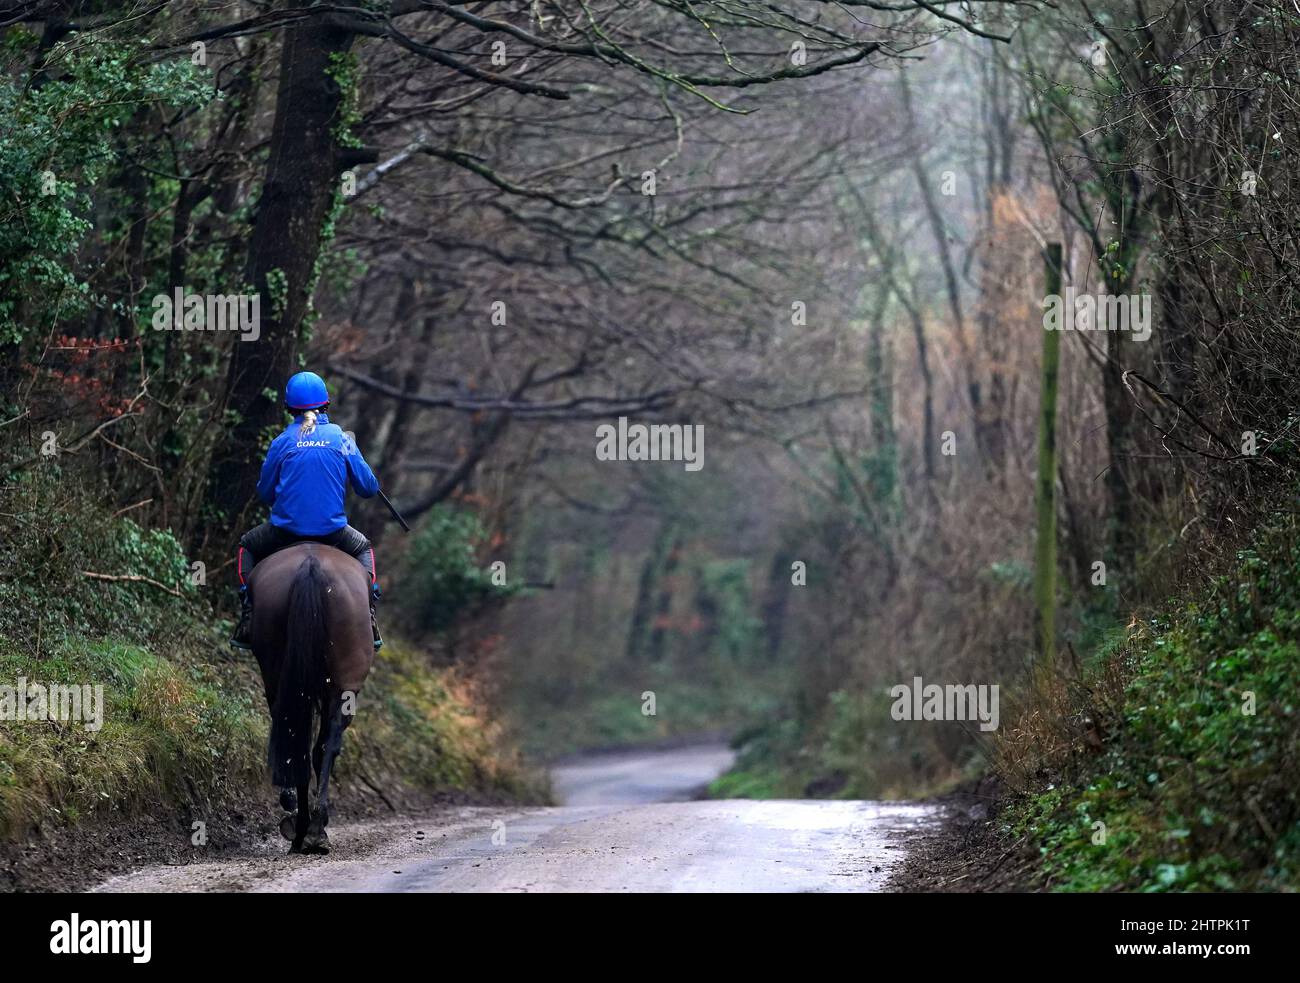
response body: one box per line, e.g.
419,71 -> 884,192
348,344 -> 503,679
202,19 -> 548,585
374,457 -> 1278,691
249,542 -> 375,853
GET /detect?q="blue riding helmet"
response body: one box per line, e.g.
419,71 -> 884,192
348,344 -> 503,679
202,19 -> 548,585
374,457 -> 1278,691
285,371 -> 330,410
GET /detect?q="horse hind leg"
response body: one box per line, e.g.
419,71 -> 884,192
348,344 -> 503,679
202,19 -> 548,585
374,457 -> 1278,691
289,778 -> 312,854
289,697 -> 329,844
304,695 -> 349,853
276,709 -> 314,852
311,694 -> 330,784
277,714 -> 314,843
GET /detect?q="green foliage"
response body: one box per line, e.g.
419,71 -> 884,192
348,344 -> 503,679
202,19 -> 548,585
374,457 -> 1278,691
708,716 -> 807,799
399,506 -> 516,633
324,52 -> 364,150
694,558 -> 760,662
264,267 -> 289,319
708,762 -> 785,799
859,445 -> 898,504
0,38 -> 211,342
0,470 -> 203,647
1011,519 -> 1300,892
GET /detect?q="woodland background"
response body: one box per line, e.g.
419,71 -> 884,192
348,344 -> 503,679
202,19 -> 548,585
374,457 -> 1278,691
2,2 -> 1299,885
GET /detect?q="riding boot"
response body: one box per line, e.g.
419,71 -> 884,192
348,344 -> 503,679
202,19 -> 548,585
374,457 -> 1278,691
370,582 -> 383,651
231,586 -> 253,650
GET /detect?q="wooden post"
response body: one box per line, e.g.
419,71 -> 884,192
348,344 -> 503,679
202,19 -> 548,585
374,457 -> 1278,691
1034,243 -> 1063,667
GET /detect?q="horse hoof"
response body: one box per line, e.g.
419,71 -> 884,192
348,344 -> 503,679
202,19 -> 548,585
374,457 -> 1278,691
280,815 -> 297,841
302,828 -> 330,854
300,809 -> 330,853
280,788 -> 297,811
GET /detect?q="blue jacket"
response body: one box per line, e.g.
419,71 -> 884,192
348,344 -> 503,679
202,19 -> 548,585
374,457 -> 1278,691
257,412 -> 380,535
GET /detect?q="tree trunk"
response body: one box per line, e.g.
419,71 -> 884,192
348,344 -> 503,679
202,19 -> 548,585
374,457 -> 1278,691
647,529 -> 684,664
626,520 -> 677,662
1034,244 -> 1063,667
199,13 -> 359,553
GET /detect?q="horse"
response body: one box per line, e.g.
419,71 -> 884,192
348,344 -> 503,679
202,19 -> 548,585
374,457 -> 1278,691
248,542 -> 375,854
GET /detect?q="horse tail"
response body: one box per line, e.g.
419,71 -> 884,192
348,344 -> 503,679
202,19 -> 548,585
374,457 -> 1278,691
268,554 -> 328,788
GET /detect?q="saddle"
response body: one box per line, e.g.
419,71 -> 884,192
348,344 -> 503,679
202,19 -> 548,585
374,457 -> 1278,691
241,522 -> 370,562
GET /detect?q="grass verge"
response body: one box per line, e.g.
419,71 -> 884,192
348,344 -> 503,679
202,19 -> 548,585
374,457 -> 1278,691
0,471 -> 541,847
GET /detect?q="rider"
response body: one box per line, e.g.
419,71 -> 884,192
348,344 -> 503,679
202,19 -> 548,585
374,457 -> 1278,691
231,370 -> 383,651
